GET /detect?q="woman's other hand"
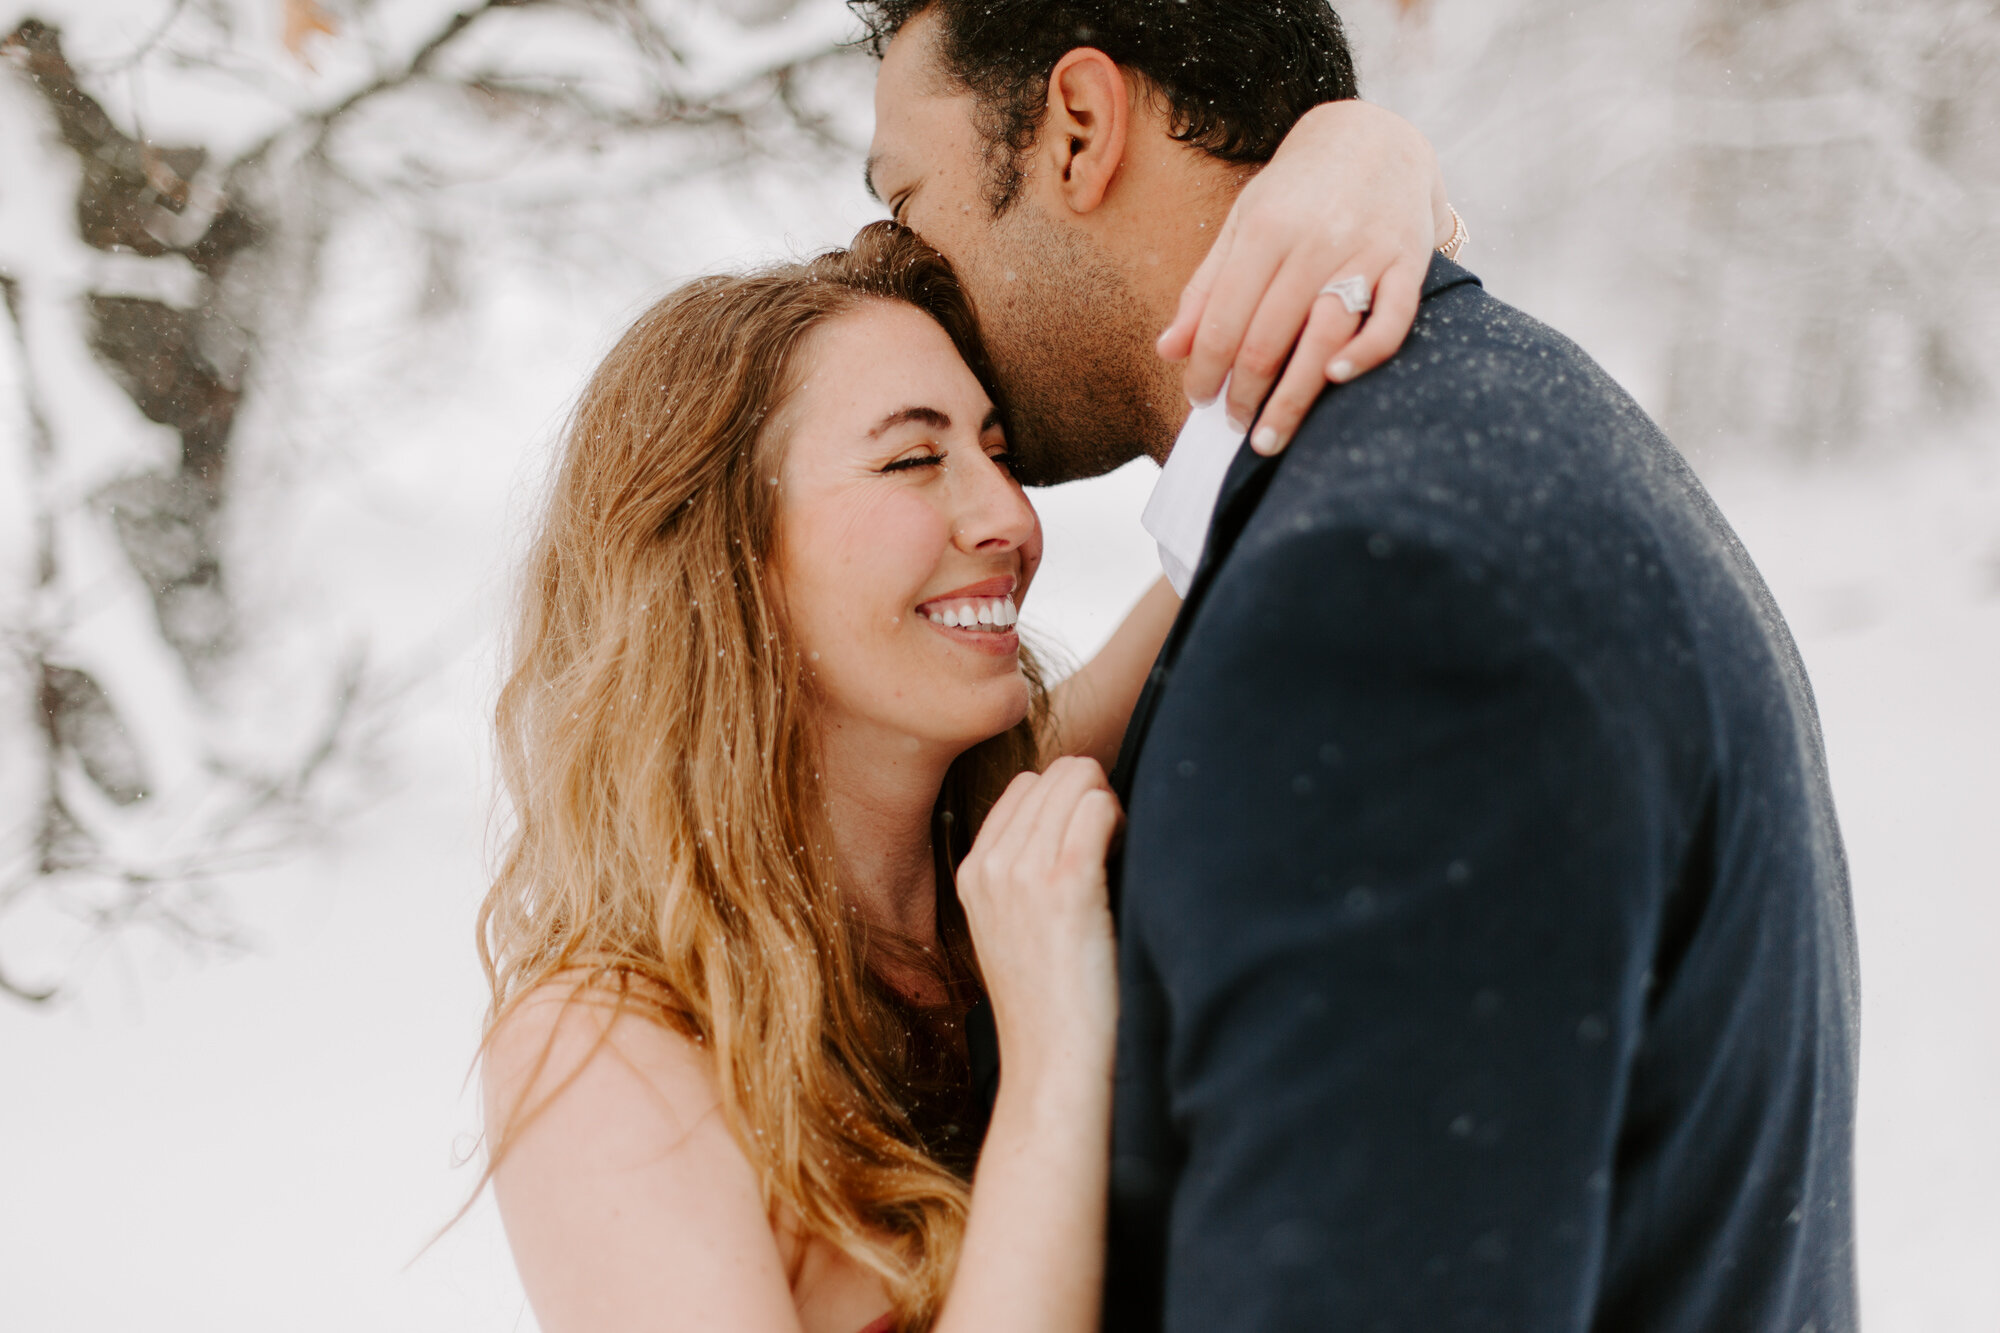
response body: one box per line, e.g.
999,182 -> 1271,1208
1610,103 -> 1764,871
1157,100 -> 1453,457
956,757 -> 1123,1086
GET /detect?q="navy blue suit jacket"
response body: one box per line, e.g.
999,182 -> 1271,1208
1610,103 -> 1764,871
1102,258 -> 1860,1332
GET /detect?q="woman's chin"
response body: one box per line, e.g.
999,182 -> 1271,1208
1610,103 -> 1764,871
936,681 -> 1033,751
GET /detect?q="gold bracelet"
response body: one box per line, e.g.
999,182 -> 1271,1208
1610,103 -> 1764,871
1438,204 -> 1468,261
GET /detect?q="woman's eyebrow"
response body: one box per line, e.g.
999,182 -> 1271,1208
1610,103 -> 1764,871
870,406 -> 952,437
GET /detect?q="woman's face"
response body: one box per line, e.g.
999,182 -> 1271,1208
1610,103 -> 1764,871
773,301 -> 1042,755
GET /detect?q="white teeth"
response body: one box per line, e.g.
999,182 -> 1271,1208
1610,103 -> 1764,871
923,596 -> 1020,630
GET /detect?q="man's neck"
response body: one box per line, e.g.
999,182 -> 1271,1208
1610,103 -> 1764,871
1132,198 -> 1242,353
1080,140 -> 1249,463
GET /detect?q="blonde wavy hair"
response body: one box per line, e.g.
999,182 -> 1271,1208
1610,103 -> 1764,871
478,222 -> 1046,1329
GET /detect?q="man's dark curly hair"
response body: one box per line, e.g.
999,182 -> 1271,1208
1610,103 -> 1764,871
851,0 -> 1359,212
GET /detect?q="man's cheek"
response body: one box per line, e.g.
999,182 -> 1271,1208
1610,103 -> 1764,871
913,208 -> 995,293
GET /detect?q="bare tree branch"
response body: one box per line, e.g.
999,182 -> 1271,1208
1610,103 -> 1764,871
234,0 -> 546,172
81,0 -> 193,77
0,2 -> 857,1006
0,272 -> 56,589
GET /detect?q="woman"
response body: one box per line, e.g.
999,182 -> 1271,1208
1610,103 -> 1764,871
479,121 -> 1453,1332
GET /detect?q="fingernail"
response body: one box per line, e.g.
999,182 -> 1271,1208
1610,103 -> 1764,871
1190,389 -> 1219,409
1226,410 -> 1248,434
1329,359 -> 1356,384
1251,426 -> 1282,455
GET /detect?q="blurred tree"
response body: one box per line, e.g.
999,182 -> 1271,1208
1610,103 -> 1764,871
1663,0 -> 1997,457
11,0 -> 1986,1001
1350,0 -> 1999,459
0,0 -> 860,1003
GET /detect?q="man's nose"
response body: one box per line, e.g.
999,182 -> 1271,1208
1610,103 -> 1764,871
953,456 -> 1037,555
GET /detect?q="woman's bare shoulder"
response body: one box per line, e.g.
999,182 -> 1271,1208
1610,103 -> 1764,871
481,979 -> 812,1330
482,975 -> 721,1145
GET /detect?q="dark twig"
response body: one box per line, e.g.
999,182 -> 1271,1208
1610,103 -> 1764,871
0,272 -> 55,587
235,0 -> 548,173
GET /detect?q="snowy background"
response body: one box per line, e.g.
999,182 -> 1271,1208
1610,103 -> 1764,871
0,1 -> 1994,1329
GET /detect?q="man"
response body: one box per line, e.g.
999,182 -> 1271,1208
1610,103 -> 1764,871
856,3 -> 1861,1331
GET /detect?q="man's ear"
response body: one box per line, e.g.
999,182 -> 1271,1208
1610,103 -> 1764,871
1041,47 -> 1130,215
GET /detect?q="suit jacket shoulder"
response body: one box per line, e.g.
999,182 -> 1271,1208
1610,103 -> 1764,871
1107,259 -> 1859,1333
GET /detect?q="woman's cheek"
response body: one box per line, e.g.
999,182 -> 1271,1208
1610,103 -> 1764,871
1020,514 -> 1045,594
793,486 -> 927,594
844,490 -> 954,609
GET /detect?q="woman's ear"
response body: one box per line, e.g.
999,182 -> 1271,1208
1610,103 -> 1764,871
1041,47 -> 1130,216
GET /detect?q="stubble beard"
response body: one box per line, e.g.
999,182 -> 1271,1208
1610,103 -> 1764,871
969,210 -> 1180,488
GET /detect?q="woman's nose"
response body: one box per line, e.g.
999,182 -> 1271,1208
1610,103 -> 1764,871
953,455 -> 1037,555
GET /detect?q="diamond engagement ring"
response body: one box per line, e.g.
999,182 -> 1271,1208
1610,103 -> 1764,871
1321,275 -> 1374,315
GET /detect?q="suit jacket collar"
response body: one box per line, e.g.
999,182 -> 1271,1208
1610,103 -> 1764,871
1109,256 -> 1483,822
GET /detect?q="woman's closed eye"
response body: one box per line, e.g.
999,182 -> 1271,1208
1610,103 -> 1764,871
875,439 -> 1014,477
880,451 -> 946,474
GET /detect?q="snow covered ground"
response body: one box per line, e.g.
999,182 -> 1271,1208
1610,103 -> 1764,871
1706,441 -> 2000,1333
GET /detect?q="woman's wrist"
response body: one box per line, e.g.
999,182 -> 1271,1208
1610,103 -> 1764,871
1429,151 -> 1455,249
1434,195 -> 1457,250
992,1028 -> 1116,1119
1299,99 -> 1455,254
1437,204 -> 1469,259
989,1065 -> 1114,1166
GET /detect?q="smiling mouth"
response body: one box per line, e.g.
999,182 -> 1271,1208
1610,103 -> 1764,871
915,576 -> 1021,637
918,594 -> 1019,631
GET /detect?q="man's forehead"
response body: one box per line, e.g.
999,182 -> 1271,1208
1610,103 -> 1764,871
877,7 -> 954,96
873,16 -> 975,129
867,31 -> 976,200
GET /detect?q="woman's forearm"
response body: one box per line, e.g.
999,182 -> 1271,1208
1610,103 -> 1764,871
943,759 -> 1123,1332
1046,577 -> 1182,769
932,1052 -> 1115,1333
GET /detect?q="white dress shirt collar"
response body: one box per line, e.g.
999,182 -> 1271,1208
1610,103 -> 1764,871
1139,396 -> 1244,597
